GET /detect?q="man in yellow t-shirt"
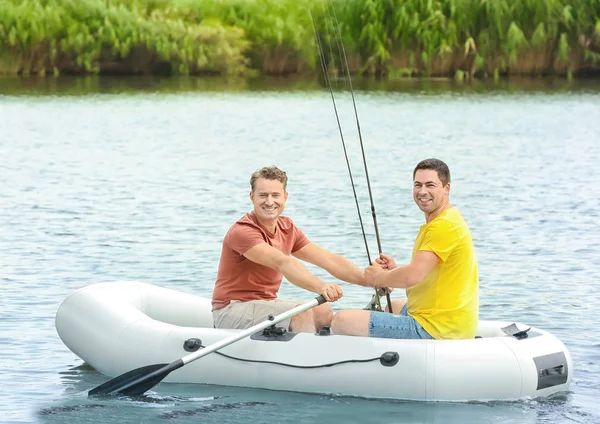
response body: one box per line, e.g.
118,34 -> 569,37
331,158 -> 479,340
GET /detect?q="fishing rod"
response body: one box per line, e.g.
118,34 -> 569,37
310,4 -> 393,313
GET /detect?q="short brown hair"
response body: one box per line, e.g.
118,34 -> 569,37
250,166 -> 288,191
413,158 -> 451,186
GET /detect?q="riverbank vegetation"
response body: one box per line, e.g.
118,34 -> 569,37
1,0 -> 599,79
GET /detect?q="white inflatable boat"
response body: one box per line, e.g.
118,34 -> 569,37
55,281 -> 572,401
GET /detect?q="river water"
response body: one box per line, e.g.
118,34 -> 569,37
1,76 -> 599,423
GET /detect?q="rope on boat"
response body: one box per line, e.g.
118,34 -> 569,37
201,343 -> 400,368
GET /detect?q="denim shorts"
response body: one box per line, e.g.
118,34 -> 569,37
369,304 -> 434,340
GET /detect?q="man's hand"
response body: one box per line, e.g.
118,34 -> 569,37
365,262 -> 384,287
375,253 -> 397,270
319,283 -> 343,302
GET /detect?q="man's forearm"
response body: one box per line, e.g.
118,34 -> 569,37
279,258 -> 328,293
377,265 -> 416,289
322,255 -> 366,285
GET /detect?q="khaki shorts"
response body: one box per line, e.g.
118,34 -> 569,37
212,299 -> 302,330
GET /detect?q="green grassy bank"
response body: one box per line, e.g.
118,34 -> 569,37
1,0 -> 599,78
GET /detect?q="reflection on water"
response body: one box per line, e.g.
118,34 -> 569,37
1,75 -> 599,97
34,364 -> 549,424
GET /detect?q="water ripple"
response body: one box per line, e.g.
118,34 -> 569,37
1,81 -> 599,423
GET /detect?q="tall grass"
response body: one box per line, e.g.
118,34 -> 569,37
1,0 -> 599,77
162,0 -> 319,74
331,0 -> 600,78
0,0 -> 248,76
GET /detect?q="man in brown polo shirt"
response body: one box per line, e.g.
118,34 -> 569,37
212,166 -> 366,333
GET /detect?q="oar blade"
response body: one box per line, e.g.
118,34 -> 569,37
88,363 -> 168,397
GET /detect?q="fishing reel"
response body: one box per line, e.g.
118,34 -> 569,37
363,288 -> 391,311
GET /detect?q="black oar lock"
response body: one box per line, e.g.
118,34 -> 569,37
261,314 -> 287,336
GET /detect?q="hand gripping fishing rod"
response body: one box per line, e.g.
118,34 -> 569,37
310,5 -> 393,313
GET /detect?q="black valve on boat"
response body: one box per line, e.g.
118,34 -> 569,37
380,351 -> 399,367
183,338 -> 203,352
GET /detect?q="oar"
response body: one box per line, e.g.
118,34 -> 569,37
88,295 -> 327,397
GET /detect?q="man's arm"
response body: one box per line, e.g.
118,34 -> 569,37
367,250 -> 440,289
243,242 -> 343,302
292,243 -> 367,286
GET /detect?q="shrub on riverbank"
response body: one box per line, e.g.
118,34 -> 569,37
334,0 -> 600,79
0,0 -> 248,76
1,0 -> 599,78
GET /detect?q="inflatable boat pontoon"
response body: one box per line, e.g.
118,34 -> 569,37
55,281 -> 572,401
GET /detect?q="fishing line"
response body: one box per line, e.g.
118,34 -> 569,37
309,10 -> 382,311
322,3 -> 348,91
312,3 -> 393,313
308,11 -> 369,265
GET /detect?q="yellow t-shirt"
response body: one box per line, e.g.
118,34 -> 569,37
406,207 -> 479,340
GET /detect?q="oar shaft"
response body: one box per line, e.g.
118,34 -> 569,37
182,296 -> 325,365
